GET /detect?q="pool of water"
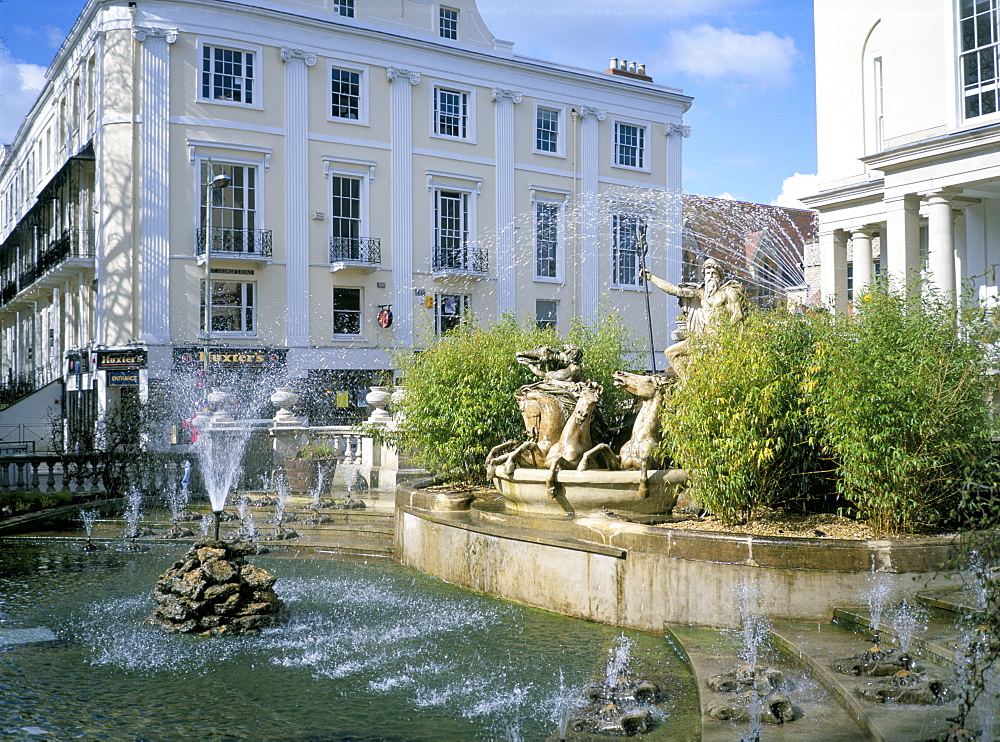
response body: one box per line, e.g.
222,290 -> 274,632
0,539 -> 699,741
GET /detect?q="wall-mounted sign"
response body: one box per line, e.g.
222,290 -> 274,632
108,370 -> 140,386
173,347 -> 288,369
377,306 -> 393,328
97,350 -> 148,369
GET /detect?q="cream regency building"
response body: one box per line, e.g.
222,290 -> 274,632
805,0 -> 1000,313
0,0 -> 691,447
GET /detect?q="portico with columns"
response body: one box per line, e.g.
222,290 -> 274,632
808,0 -> 1000,315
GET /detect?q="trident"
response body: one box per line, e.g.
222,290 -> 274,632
635,223 -> 657,373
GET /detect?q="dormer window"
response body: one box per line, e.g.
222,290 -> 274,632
439,7 -> 458,40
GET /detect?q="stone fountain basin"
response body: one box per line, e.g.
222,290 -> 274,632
493,468 -> 688,517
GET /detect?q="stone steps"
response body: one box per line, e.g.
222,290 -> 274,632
667,624 -> 868,741
769,620 -> 957,742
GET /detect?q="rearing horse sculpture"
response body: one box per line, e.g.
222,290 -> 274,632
544,381 -> 619,497
612,370 -> 671,498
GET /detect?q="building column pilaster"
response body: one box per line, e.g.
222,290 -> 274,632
281,47 -> 317,348
133,26 -> 177,346
388,67 -> 421,346
884,194 -> 921,298
820,229 -> 848,313
850,227 -> 876,299
492,88 -> 522,317
578,105 -> 605,324
925,190 -> 958,306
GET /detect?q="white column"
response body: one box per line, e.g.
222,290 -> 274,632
850,227 -> 875,297
926,190 -> 957,306
884,194 -> 921,297
133,27 -> 177,345
492,88 -> 521,316
819,229 -> 848,313
577,105 -> 605,324
387,67 -> 421,346
281,48 -> 317,348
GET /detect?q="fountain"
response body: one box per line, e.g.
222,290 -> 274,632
0,540 -> 699,738
79,508 -> 99,550
163,481 -> 195,539
270,475 -> 298,540
704,580 -> 797,732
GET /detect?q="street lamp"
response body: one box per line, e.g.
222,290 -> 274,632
202,162 -> 231,542
202,161 -> 232,383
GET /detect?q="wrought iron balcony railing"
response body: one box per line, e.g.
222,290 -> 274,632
15,229 -> 96,292
432,244 -> 488,274
329,237 -> 381,265
196,227 -> 273,258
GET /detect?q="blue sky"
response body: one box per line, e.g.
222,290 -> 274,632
0,0 -> 817,207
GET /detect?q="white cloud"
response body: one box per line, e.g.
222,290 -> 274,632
662,25 -> 799,93
716,192 -> 738,201
771,172 -> 818,209
0,50 -> 47,144
44,26 -> 67,50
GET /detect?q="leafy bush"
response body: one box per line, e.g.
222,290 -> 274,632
297,444 -> 340,459
662,309 -> 825,524
0,490 -> 74,519
392,312 -> 640,483
662,281 -> 998,536
805,283 -> 996,535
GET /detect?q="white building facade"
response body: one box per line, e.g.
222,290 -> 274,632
806,0 -> 1000,313
0,0 -> 690,445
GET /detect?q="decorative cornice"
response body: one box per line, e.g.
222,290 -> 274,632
667,123 -> 691,138
491,88 -> 522,104
577,105 -> 606,121
387,67 -> 421,85
132,27 -> 178,44
280,47 -> 317,66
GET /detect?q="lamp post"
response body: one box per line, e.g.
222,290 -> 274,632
202,161 -> 232,383
201,161 -> 231,540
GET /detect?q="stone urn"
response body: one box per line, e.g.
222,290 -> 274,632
366,386 -> 392,424
207,387 -> 236,428
270,386 -> 301,427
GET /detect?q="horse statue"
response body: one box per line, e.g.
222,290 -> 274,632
612,371 -> 672,498
486,344 -> 592,479
542,381 -> 619,496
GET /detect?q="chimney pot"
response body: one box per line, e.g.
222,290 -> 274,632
609,57 -> 619,70
637,63 -> 646,76
628,61 -> 637,73
620,59 -> 628,70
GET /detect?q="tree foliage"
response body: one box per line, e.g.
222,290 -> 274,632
662,309 -> 824,524
662,282 -> 998,536
804,284 -> 995,535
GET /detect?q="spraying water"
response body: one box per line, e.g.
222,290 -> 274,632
122,489 -> 143,540
866,559 -> 894,645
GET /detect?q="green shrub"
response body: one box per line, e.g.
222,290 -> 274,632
662,309 -> 825,524
0,490 -> 74,519
392,312 -> 640,483
805,283 -> 995,536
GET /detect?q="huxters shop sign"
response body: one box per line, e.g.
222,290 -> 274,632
173,347 -> 287,369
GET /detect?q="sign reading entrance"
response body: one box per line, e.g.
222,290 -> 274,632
108,370 -> 140,386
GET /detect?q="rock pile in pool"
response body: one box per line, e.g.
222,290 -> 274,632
148,540 -> 285,635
